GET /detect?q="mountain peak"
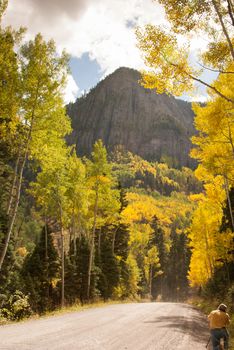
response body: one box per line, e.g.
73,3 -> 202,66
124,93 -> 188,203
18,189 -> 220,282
67,67 -> 195,168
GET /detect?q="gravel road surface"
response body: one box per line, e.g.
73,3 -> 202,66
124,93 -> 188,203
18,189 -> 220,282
0,302 -> 210,350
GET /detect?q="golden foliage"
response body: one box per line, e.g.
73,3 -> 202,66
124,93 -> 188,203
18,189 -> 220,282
136,25 -> 197,96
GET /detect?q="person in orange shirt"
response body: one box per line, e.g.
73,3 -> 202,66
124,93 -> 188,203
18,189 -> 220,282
208,304 -> 230,349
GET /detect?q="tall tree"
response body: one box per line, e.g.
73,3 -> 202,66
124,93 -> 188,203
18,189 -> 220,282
191,70 -> 234,231
0,1 -> 24,266
166,227 -> 190,301
144,246 -> 161,298
65,234 -> 90,304
150,217 -> 167,299
85,140 -> 120,300
22,225 -> 60,312
188,177 -> 233,287
30,148 -> 70,308
95,227 -> 120,300
0,30 -> 71,271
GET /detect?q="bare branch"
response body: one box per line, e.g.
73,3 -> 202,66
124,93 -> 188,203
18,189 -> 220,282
189,73 -> 234,103
164,57 -> 234,104
197,61 -> 234,74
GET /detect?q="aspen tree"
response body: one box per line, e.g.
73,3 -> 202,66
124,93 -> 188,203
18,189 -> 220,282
0,33 -> 70,271
85,140 -> 120,300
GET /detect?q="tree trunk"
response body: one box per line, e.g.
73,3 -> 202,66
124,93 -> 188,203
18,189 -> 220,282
224,175 -> 234,231
98,228 -> 101,261
111,227 -> 118,255
6,146 -> 21,216
45,219 -> 48,261
60,204 -> 65,308
13,217 -> 24,250
0,81 -> 39,271
61,231 -> 65,308
149,265 -> 152,298
227,0 -> 234,26
211,0 -> 234,59
204,225 -> 213,276
227,118 -> 234,156
87,185 -> 99,300
72,210 -> 76,256
0,149 -> 27,271
44,219 -> 49,300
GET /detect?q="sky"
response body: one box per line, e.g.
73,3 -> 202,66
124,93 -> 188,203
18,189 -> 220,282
3,0 -> 214,103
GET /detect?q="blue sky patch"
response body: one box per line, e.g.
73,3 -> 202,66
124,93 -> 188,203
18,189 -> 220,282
69,53 -> 103,95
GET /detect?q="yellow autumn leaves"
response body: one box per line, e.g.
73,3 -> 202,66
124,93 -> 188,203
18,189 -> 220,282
136,25 -> 196,96
136,0 -> 234,287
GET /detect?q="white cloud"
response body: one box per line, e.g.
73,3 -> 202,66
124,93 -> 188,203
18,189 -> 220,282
3,0 -> 209,100
3,0 -> 166,73
63,75 -> 79,104
189,94 -> 208,103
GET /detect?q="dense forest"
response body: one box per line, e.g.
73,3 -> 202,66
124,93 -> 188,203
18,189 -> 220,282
0,0 -> 234,324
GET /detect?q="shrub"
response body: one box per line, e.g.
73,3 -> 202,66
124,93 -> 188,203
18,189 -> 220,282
0,291 -> 32,321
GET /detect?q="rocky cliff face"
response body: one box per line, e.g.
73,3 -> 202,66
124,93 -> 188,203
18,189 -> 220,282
67,67 -> 196,167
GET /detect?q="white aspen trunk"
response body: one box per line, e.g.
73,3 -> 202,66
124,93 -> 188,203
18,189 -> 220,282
0,148 -> 27,271
149,265 -> 152,298
61,231 -> 65,308
44,218 -> 50,300
111,227 -> 118,255
60,204 -> 65,308
0,81 -> 40,271
98,228 -> 101,261
72,209 -> 76,255
87,185 -> 99,300
6,146 -> 21,216
204,226 -> 213,276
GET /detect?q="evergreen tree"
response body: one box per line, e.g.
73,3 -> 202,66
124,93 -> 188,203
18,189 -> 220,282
0,238 -> 19,305
150,217 -> 167,300
95,227 -> 119,300
221,187 -> 234,232
22,225 -> 59,312
114,224 -> 129,261
165,227 -> 190,301
65,235 -> 91,304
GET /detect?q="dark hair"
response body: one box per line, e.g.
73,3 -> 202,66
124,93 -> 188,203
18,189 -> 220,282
218,304 -> 227,312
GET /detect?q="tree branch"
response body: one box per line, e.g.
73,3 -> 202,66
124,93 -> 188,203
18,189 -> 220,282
227,0 -> 234,26
189,73 -> 234,103
197,61 -> 234,74
211,0 -> 234,60
164,57 -> 234,104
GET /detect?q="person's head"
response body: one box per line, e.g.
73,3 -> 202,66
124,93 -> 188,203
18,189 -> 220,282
218,303 -> 227,312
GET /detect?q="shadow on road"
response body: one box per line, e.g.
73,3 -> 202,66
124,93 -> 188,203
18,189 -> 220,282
143,309 -> 209,344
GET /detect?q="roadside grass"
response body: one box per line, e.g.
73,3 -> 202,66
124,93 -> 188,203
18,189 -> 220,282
188,297 -> 234,350
42,299 -> 135,318
0,316 -> 8,326
0,298 -> 137,326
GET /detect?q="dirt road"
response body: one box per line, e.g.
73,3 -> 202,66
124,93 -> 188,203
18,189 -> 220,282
0,302 -> 210,350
